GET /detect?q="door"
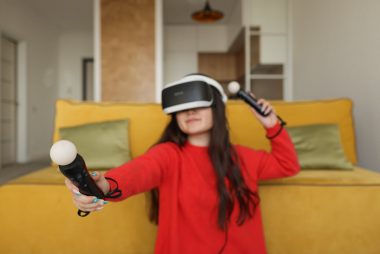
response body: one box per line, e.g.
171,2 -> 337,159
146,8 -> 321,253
1,35 -> 18,167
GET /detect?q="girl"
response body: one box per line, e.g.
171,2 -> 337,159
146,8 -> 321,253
65,74 -> 300,254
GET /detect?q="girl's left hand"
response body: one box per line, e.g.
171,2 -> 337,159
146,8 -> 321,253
249,95 -> 278,129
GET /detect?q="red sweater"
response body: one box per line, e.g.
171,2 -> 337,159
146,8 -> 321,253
105,123 -> 300,254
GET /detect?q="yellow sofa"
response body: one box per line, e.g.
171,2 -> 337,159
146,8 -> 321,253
1,98 -> 380,254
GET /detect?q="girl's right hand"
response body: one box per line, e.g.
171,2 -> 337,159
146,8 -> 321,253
64,171 -> 110,212
248,93 -> 278,129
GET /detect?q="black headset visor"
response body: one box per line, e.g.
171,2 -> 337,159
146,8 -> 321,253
161,81 -> 213,114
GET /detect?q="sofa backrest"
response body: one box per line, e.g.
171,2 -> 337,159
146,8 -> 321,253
53,98 -> 356,164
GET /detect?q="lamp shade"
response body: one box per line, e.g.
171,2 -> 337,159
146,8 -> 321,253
192,1 -> 224,23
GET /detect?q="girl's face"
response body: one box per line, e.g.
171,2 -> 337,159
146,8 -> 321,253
176,107 -> 213,137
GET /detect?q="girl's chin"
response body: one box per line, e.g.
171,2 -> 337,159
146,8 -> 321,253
186,130 -> 210,136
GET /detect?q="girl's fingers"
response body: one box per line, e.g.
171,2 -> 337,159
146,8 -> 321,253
262,102 -> 269,113
74,201 -> 105,212
65,178 -> 78,191
249,92 -> 256,99
256,99 -> 275,115
74,201 -> 102,212
90,171 -> 100,180
71,188 -> 108,212
65,179 -> 82,203
256,99 -> 268,114
72,191 -> 98,204
65,173 -> 109,212
264,104 -> 272,115
73,196 -> 108,212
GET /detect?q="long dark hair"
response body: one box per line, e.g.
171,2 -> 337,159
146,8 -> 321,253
149,87 -> 260,230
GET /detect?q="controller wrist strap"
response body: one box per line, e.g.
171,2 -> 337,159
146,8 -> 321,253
77,177 -> 122,217
266,115 -> 286,140
104,177 -> 122,199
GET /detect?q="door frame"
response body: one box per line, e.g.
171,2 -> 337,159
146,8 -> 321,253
0,32 -> 28,166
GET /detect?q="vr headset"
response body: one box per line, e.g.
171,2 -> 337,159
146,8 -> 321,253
162,75 -> 227,114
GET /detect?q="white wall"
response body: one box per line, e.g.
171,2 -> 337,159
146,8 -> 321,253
0,0 -> 60,161
292,0 -> 380,171
250,0 -> 288,33
227,0 -> 243,47
164,25 -> 229,84
0,0 -> 94,162
249,0 -> 288,64
58,31 -> 94,100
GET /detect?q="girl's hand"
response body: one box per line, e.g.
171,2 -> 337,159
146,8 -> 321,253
249,94 -> 278,129
64,171 -> 110,212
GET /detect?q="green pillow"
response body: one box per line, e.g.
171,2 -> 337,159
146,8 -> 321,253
59,119 -> 131,170
286,124 -> 353,170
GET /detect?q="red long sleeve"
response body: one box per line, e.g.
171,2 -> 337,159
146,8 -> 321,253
104,142 -> 178,201
237,123 -> 301,181
104,123 -> 300,253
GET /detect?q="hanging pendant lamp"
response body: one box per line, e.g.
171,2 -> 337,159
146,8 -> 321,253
192,1 -> 224,23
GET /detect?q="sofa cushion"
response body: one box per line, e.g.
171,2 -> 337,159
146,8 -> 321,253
286,124 -> 353,169
53,100 -> 169,158
59,119 -> 131,170
53,99 -> 356,164
260,167 -> 380,186
226,98 -> 357,164
11,167 -> 380,187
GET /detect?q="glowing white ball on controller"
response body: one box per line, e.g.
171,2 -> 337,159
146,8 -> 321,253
227,81 -> 241,94
50,140 -> 77,166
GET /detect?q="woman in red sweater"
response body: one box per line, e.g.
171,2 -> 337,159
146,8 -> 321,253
65,74 -> 300,254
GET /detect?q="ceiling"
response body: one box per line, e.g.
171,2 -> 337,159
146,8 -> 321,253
21,0 -> 94,31
23,0 -> 239,32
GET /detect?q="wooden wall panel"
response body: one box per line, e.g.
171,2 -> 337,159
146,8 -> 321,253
101,0 -> 155,102
235,46 -> 245,81
198,53 -> 236,82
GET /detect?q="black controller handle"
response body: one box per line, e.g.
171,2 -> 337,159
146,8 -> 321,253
58,154 -> 105,216
59,154 -> 104,198
236,90 -> 271,117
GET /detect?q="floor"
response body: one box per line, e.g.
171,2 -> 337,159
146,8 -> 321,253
0,158 -> 50,185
